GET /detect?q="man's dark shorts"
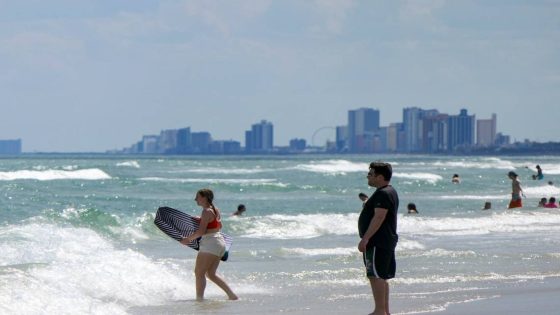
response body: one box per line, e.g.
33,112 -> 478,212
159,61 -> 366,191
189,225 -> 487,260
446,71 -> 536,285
363,246 -> 396,280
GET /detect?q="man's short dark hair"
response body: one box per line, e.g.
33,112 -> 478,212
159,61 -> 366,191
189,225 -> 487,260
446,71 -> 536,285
370,161 -> 392,181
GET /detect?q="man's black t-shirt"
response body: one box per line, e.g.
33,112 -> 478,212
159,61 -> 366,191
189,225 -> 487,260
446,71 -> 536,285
358,185 -> 399,250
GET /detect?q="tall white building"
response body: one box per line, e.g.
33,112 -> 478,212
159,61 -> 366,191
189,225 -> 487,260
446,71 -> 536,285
477,114 -> 497,147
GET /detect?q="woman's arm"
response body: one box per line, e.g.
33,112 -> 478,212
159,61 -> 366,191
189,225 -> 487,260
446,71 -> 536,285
180,209 -> 212,245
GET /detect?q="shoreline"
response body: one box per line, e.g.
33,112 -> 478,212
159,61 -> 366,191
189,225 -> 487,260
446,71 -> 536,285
432,276 -> 560,315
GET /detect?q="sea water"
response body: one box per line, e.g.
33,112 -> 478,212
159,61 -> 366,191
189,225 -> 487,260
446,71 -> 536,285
1,155 -> 560,314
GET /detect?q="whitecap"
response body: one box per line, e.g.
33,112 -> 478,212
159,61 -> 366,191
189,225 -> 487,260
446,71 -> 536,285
393,172 -> 442,184
432,157 -> 516,170
400,210 -> 560,236
139,177 -> 287,187
241,213 -> 359,239
293,160 -> 368,175
177,167 -> 270,174
0,168 -> 111,181
116,161 -> 140,168
0,223 -> 265,314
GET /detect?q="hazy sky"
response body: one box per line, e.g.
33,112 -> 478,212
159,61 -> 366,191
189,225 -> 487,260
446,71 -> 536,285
1,0 -> 559,152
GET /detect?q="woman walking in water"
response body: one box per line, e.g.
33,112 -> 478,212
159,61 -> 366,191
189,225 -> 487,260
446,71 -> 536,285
180,188 -> 238,301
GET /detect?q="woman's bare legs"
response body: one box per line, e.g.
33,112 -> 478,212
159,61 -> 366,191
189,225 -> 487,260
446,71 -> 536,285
206,256 -> 238,300
194,252 -> 238,300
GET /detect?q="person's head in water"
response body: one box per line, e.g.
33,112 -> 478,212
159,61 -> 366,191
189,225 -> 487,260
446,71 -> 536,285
407,203 -> 418,214
538,197 -> 547,207
233,204 -> 246,216
482,201 -> 492,210
452,174 -> 460,183
358,192 -> 368,202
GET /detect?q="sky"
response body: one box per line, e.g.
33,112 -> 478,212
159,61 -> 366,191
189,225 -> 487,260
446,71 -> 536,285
1,0 -> 559,152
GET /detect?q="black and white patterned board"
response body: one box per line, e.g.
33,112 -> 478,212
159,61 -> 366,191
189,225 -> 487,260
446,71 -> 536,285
154,206 -> 232,261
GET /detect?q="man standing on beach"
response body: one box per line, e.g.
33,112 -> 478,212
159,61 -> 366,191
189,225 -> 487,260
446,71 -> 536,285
358,162 -> 399,315
507,171 -> 523,209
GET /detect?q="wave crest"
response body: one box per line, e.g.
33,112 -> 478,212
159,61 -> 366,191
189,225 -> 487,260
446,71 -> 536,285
0,168 -> 111,181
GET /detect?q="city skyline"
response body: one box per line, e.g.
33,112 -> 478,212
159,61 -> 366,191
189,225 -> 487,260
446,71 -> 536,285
1,1 -> 559,152
117,106 -> 505,155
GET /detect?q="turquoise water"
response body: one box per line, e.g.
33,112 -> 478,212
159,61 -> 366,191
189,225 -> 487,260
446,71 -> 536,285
1,155 -> 560,314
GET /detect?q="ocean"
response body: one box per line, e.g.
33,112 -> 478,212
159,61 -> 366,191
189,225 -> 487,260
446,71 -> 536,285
1,155 -> 560,314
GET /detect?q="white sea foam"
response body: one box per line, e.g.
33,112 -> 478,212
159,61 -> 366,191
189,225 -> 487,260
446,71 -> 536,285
0,224 -> 191,314
281,247 -> 357,256
439,194 -> 509,200
432,157 -> 516,170
393,172 -> 442,184
116,160 -> 140,168
0,168 -> 111,181
522,185 -> 560,198
394,272 -> 560,285
293,160 -> 368,174
419,248 -> 478,258
241,213 -> 359,239
400,210 -> 560,236
178,167 -> 270,174
237,210 -> 560,240
281,240 -> 425,256
140,177 -> 288,187
0,223 -> 262,314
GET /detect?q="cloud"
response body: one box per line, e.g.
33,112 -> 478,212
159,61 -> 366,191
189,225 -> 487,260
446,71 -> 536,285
309,0 -> 356,35
182,0 -> 272,36
399,0 -> 446,21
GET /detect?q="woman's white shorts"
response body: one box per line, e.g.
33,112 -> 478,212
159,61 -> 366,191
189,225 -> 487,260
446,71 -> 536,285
199,232 -> 226,257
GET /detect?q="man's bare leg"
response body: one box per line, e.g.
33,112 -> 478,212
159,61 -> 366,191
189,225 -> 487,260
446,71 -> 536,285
368,277 -> 388,315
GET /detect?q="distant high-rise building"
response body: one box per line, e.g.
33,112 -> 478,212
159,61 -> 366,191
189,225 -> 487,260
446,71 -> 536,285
289,138 -> 306,151
495,132 -> 511,146
476,114 -> 497,147
0,139 -> 22,154
348,108 -> 380,152
245,120 -> 274,153
402,107 -> 439,152
222,140 -> 241,154
371,127 -> 388,153
142,135 -> 159,153
422,114 -> 449,152
209,140 -> 241,154
177,127 -> 192,153
448,109 -> 475,151
192,132 -> 212,153
158,129 -> 178,153
336,125 -> 348,152
387,123 -> 400,152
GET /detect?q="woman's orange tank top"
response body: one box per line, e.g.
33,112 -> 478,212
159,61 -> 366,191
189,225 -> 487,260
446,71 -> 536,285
206,209 -> 222,229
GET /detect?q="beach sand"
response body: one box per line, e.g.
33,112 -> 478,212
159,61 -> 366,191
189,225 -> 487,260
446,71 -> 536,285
438,277 -> 560,315
128,276 -> 560,314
